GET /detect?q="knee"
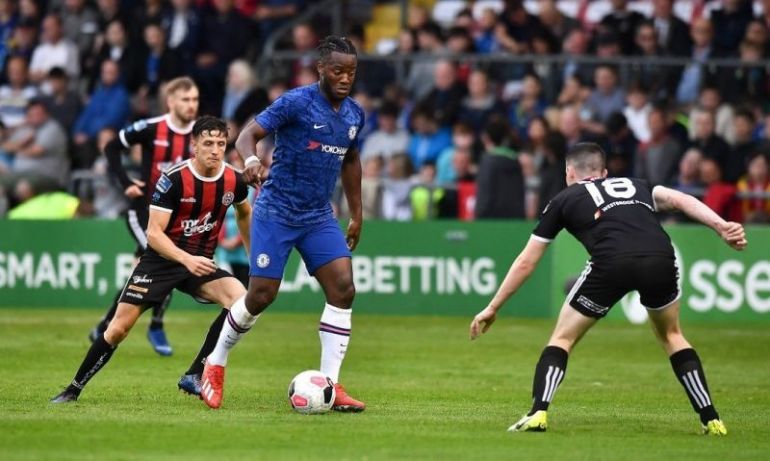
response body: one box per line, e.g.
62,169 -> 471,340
245,288 -> 276,315
104,320 -> 131,344
327,278 -> 355,309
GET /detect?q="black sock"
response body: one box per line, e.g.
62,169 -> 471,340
149,292 -> 173,330
97,290 -> 122,332
529,345 -> 569,415
185,308 -> 228,376
66,334 -> 117,394
670,348 -> 719,424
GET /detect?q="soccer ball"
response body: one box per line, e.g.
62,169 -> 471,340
287,370 -> 336,414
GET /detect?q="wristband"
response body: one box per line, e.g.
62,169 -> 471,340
244,155 -> 261,168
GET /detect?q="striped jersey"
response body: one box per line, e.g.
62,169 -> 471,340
118,114 -> 194,202
149,160 -> 249,260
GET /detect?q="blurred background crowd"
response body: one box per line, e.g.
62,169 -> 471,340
1,0 -> 769,224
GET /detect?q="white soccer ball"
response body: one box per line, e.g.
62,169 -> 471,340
287,370 -> 336,414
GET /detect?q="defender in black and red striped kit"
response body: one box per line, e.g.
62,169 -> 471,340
90,77 -> 199,356
52,117 -> 251,404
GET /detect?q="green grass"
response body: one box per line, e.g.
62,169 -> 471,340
1,309 -> 768,461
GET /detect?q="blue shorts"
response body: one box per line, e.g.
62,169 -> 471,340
249,217 -> 351,279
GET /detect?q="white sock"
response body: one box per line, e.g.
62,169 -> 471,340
318,303 -> 351,383
207,295 -> 258,367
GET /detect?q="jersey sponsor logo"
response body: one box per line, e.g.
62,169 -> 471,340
180,197 -> 197,203
132,274 -> 153,284
127,284 -> 148,293
156,174 -> 172,193
125,291 -> 143,299
222,191 -> 234,206
256,253 -> 270,268
306,140 -> 348,157
313,123 -> 326,129
576,295 -> 609,315
348,125 -> 357,140
181,212 -> 217,236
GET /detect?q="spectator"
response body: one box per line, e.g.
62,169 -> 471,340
458,68 -> 506,137
445,26 -> 474,83
631,21 -> 679,102
691,108 -> 733,177
406,21 -> 445,100
537,0 -> 579,47
436,122 -> 475,186
672,148 -> 705,196
18,0 -> 39,26
381,153 -> 414,221
718,40 -> 768,106
651,0 -> 692,57
254,0 -> 300,46
536,131 -> 567,214
598,0 -> 646,55
347,24 -> 395,98
418,59 -> 466,128
475,115 -> 524,219
130,0 -> 168,41
0,99 -> 69,195
726,108 -> 757,183
287,22 -> 317,87
38,67 -> 80,133
689,85 -> 735,143
743,19 -> 769,53
0,0 -> 18,75
623,82 -> 652,143
407,105 -> 452,170
605,112 -> 638,178
700,157 -> 738,220
635,106 -> 680,187
473,7 -> 499,53
71,59 -> 130,169
138,22 -> 184,103
559,29 -> 593,88
194,0 -> 250,113
711,0 -> 754,55
585,65 -> 626,127
361,102 -> 409,162
28,14 -> 79,82
359,155 -> 384,219
735,152 -> 770,223
5,18 -> 37,65
675,18 -> 719,107
91,20 -> 144,92
162,0 -> 202,69
0,56 -> 38,131
58,0 -> 99,67
509,73 -> 547,143
495,0 -> 546,55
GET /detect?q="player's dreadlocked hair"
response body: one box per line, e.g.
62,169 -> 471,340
317,35 -> 357,63
566,142 -> 607,173
192,115 -> 227,138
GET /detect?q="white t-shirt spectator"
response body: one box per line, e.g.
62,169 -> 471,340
361,128 -> 409,161
29,39 -> 80,79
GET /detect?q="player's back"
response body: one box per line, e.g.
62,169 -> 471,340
535,177 -> 673,260
254,84 -> 365,225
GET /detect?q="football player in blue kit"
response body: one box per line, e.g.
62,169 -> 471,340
199,36 -> 366,411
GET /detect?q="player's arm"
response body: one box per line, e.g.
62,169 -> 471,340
652,185 -> 747,250
106,124 -> 149,197
470,238 -> 549,339
146,209 -> 218,276
235,119 -> 270,186
341,146 -> 363,251
233,198 -> 252,256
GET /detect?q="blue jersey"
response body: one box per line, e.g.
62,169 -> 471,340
254,84 -> 365,225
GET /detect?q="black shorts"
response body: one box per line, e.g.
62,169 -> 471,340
567,255 -> 680,319
124,201 -> 149,257
119,252 -> 234,307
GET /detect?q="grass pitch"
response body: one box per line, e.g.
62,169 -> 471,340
1,308 -> 768,461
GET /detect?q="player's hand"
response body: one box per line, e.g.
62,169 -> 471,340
183,255 -> 218,276
243,163 -> 266,187
124,179 -> 145,198
718,221 -> 748,251
346,218 -> 362,251
470,306 -> 497,340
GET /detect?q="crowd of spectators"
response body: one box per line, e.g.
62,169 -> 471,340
0,0 -> 769,224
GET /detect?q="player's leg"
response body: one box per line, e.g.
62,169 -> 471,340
51,302 -> 144,403
299,219 -> 363,412
147,292 -> 174,356
89,289 -> 122,342
647,301 -> 725,434
638,255 -> 725,435
178,307 -> 228,396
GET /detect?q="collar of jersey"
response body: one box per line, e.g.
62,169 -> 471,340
188,159 -> 225,182
165,114 -> 194,135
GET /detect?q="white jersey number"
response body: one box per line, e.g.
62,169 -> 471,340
585,178 -> 637,206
